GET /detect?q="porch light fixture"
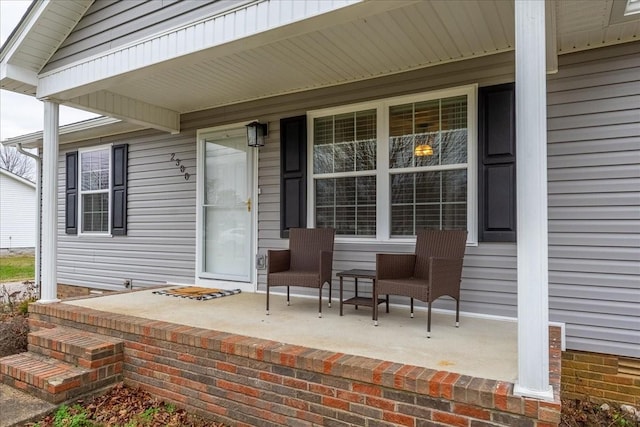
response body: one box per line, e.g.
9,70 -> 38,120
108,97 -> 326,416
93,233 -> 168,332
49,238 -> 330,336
246,121 -> 268,147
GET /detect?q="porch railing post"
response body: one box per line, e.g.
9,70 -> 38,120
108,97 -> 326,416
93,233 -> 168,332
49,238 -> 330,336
514,0 -> 554,400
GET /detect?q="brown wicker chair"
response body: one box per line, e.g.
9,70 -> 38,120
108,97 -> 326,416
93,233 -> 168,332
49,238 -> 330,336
267,228 -> 335,318
373,230 -> 467,337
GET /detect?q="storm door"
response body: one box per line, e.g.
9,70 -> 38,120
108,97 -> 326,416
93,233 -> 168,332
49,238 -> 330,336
200,128 -> 254,282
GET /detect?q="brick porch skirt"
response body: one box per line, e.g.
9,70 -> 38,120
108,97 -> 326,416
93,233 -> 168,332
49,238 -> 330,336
29,302 -> 561,427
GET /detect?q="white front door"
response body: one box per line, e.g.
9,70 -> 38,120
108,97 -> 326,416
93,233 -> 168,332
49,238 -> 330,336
200,127 -> 254,282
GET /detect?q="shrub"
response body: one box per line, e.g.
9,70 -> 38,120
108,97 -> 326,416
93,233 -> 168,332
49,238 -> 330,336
0,312 -> 29,357
0,280 -> 36,357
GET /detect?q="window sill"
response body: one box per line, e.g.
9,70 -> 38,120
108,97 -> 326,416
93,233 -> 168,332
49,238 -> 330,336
334,236 -> 478,247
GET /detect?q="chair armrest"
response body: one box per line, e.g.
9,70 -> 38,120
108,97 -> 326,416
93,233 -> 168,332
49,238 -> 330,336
428,257 -> 464,299
376,254 -> 416,280
319,250 -> 334,284
268,250 -> 290,273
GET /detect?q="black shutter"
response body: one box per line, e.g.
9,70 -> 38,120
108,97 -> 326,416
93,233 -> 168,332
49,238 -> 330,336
111,144 -> 128,236
280,116 -> 307,238
478,83 -> 516,242
65,151 -> 78,234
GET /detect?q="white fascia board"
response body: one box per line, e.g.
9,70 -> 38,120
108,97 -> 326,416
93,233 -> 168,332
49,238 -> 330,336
68,91 -> 180,134
0,167 -> 36,188
37,0 -> 363,100
1,116 -> 145,148
1,63 -> 38,86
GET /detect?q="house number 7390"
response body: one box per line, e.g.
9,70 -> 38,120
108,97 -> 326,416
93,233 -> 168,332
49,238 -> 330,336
170,153 -> 190,181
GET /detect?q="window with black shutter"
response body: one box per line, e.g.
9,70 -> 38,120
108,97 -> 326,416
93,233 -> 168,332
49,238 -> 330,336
65,144 -> 128,235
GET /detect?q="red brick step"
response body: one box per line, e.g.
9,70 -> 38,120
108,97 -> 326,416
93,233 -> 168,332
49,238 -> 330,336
0,352 -> 93,403
1,326 -> 124,403
28,326 -> 123,369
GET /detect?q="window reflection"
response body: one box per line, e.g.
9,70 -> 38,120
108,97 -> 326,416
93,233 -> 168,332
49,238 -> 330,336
310,90 -> 470,238
313,109 -> 377,236
389,95 -> 468,236
79,149 -> 110,233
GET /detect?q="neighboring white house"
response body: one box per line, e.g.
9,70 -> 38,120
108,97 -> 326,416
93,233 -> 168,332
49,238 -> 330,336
0,168 -> 36,250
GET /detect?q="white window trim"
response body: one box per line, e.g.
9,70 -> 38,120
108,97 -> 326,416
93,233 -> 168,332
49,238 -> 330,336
307,84 -> 478,245
77,144 -> 113,236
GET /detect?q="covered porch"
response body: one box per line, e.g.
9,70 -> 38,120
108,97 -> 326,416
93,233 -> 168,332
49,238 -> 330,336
27,287 -> 562,426
4,0 -> 637,415
32,0 -> 556,402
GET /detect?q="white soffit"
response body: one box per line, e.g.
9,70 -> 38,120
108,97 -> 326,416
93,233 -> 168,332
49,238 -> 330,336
0,0 -> 93,95
37,0 -> 517,116
36,0 -> 363,100
18,0 -> 638,134
556,0 -> 640,53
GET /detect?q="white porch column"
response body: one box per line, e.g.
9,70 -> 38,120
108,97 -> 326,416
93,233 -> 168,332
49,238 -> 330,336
35,148 -> 41,289
38,100 -> 60,303
514,0 -> 553,400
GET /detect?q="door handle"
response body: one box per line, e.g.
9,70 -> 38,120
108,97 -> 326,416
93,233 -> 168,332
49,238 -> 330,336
246,198 -> 251,212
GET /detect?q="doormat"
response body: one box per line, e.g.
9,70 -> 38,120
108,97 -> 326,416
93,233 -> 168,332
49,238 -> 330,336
152,286 -> 241,300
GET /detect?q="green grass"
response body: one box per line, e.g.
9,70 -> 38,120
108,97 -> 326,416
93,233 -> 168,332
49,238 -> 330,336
52,404 -> 97,427
0,255 -> 35,282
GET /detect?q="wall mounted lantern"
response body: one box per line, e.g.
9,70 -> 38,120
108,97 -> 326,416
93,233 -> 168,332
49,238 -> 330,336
246,121 -> 268,147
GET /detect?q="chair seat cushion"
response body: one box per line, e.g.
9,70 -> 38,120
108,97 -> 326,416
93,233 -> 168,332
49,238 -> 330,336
377,277 -> 429,300
268,271 -> 320,287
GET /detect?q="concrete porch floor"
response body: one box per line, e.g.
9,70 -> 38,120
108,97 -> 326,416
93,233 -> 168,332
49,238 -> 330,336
65,287 -> 518,383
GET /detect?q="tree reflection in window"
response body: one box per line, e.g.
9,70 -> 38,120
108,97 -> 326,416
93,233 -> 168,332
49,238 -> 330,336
389,95 -> 468,236
311,90 -> 471,238
313,109 -> 376,236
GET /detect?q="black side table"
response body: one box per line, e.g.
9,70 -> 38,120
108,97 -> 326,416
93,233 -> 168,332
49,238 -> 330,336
337,269 -> 389,321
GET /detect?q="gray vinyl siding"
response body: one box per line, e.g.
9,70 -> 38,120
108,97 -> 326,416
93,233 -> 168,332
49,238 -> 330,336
57,129 -> 198,290
181,50 -> 520,318
547,42 -> 640,358
42,0 -> 251,73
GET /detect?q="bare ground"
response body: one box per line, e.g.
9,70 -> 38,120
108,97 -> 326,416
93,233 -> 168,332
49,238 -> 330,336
22,382 -> 640,426
26,383 -> 228,427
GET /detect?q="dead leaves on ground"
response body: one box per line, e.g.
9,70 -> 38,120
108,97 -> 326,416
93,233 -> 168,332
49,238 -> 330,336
30,383 -> 228,427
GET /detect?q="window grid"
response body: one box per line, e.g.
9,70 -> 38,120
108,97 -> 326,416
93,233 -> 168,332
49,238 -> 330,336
313,109 -> 377,236
309,85 -> 477,242
79,147 -> 111,234
389,95 -> 468,236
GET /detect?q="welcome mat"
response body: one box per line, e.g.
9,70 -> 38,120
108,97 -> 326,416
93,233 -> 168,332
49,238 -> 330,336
152,286 -> 241,300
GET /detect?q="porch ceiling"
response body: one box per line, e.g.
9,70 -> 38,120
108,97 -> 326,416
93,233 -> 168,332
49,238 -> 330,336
3,0 -> 639,134
64,0 -> 638,127
0,0 -> 93,94
97,0 -> 517,116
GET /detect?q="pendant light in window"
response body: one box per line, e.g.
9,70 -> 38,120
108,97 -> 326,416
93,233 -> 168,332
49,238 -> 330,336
414,123 -> 434,157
